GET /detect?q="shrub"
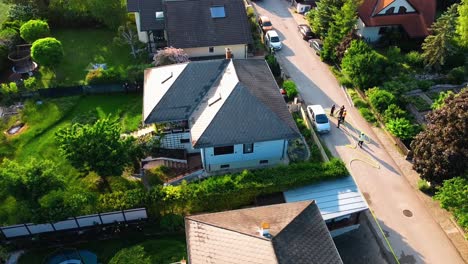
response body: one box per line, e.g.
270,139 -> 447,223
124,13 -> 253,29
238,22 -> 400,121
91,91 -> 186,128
447,66 -> 467,84
417,80 -> 434,91
366,87 -> 396,113
283,80 -> 298,99
359,108 -> 377,123
1,20 -> 22,32
146,166 -> 173,186
246,6 -> 255,19
85,68 -> 123,84
432,90 -> 454,110
265,54 -> 281,77
0,44 -> 9,71
23,76 -> 39,91
109,245 -> 151,264
434,177 -> 468,231
159,213 -> 185,232
0,28 -> 20,49
126,64 -> 153,83
31,37 -> 64,67
20,20 -> 50,43
404,51 -> 424,68
417,179 -> 431,192
386,118 -> 416,139
383,104 -> 407,123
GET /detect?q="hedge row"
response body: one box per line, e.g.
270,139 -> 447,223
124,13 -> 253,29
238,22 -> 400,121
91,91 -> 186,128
98,159 -> 349,216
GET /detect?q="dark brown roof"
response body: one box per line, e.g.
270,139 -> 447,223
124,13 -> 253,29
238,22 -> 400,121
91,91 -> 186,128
186,201 -> 343,264
164,0 -> 253,48
358,0 -> 436,38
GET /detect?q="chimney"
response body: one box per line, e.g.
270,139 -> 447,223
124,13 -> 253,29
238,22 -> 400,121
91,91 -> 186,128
225,48 -> 233,59
259,221 -> 272,239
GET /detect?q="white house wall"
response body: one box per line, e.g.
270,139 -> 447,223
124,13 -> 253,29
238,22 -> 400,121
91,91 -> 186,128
201,140 -> 287,172
356,18 -> 382,43
184,44 -> 247,59
134,12 -> 149,43
160,132 -> 199,153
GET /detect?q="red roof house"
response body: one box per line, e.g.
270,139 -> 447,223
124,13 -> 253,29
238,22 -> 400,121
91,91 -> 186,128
356,0 -> 436,42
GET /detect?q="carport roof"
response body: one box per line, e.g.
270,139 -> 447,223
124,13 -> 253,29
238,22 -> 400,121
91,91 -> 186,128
283,176 -> 368,220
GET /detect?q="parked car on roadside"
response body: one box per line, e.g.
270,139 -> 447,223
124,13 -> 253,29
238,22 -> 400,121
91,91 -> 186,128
297,24 -> 314,40
265,30 -> 282,50
309,39 -> 323,55
306,104 -> 330,133
258,16 -> 273,32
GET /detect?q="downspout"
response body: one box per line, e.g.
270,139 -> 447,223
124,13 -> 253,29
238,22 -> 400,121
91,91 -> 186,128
202,148 -> 208,172
281,140 -> 286,160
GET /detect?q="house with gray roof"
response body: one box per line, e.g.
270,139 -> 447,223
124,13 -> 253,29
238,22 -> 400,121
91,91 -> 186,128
127,0 -> 253,59
185,200 -> 344,263
143,58 -> 300,173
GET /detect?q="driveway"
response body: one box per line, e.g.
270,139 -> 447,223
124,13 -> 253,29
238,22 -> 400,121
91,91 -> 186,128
252,0 -> 465,263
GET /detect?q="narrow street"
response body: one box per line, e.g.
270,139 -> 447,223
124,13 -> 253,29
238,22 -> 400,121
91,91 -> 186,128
251,0 -> 466,263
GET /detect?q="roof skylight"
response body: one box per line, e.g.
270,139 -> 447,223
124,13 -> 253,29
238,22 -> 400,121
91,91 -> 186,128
210,6 -> 226,18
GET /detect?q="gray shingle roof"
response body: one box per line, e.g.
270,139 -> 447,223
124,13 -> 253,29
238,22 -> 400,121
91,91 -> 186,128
186,201 -> 343,264
126,0 -> 164,31
164,0 -> 253,48
193,83 -> 299,147
145,60 -> 228,123
144,59 -> 300,147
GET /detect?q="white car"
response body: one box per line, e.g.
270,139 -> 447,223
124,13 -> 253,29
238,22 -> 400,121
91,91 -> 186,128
306,105 -> 330,133
265,30 -> 282,50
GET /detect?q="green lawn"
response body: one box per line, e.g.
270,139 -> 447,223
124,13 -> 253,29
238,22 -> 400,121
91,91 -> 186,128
39,28 -> 143,87
18,234 -> 186,264
1,93 -> 142,182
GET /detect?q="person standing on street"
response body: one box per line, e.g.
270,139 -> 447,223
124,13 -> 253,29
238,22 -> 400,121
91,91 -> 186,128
358,132 -> 365,148
330,104 -> 336,116
338,105 -> 345,119
342,110 -> 347,122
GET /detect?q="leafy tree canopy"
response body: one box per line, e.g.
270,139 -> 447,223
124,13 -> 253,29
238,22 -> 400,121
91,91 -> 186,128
307,0 -> 345,38
31,37 -> 64,67
109,245 -> 151,264
55,116 -> 135,177
434,177 -> 468,230
366,87 -> 396,113
19,19 -> 50,43
86,0 -> 127,29
456,0 -> 468,47
422,4 -> 459,70
410,89 -> 468,185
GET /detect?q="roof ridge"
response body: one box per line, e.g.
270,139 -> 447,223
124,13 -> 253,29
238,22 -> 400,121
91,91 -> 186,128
187,218 -> 272,241
271,201 -> 316,239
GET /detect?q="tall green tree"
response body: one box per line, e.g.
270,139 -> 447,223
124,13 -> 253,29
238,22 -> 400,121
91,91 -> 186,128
410,89 -> 468,185
456,0 -> 468,47
341,40 -> 386,89
56,117 -> 135,177
306,0 -> 345,38
422,4 -> 459,70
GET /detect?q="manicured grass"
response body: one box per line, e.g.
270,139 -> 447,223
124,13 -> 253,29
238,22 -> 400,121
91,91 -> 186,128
39,28 -> 143,87
1,93 -> 142,183
18,234 -> 186,264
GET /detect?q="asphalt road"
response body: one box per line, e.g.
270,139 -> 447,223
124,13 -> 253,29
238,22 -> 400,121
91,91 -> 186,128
251,1 -> 465,263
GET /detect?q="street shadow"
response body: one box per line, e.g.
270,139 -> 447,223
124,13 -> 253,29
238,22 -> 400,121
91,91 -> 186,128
361,147 -> 401,176
253,0 -> 295,19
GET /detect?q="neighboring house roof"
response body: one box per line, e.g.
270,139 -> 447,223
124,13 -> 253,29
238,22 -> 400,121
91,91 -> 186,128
144,59 -> 300,148
185,201 -> 343,264
358,0 -> 436,38
164,0 -> 253,48
284,176 -> 369,221
126,0 -> 164,31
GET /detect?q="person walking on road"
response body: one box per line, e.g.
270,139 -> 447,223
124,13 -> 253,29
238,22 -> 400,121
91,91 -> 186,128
338,105 -> 345,118
330,104 -> 336,116
358,132 -> 365,148
341,110 -> 347,122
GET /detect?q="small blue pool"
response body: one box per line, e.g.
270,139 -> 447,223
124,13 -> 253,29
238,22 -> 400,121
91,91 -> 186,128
46,249 -> 97,264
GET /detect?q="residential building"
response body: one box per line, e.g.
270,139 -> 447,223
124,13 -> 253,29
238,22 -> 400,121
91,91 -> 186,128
357,0 -> 436,42
185,200 -> 344,263
127,0 -> 253,59
143,58 -> 300,174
